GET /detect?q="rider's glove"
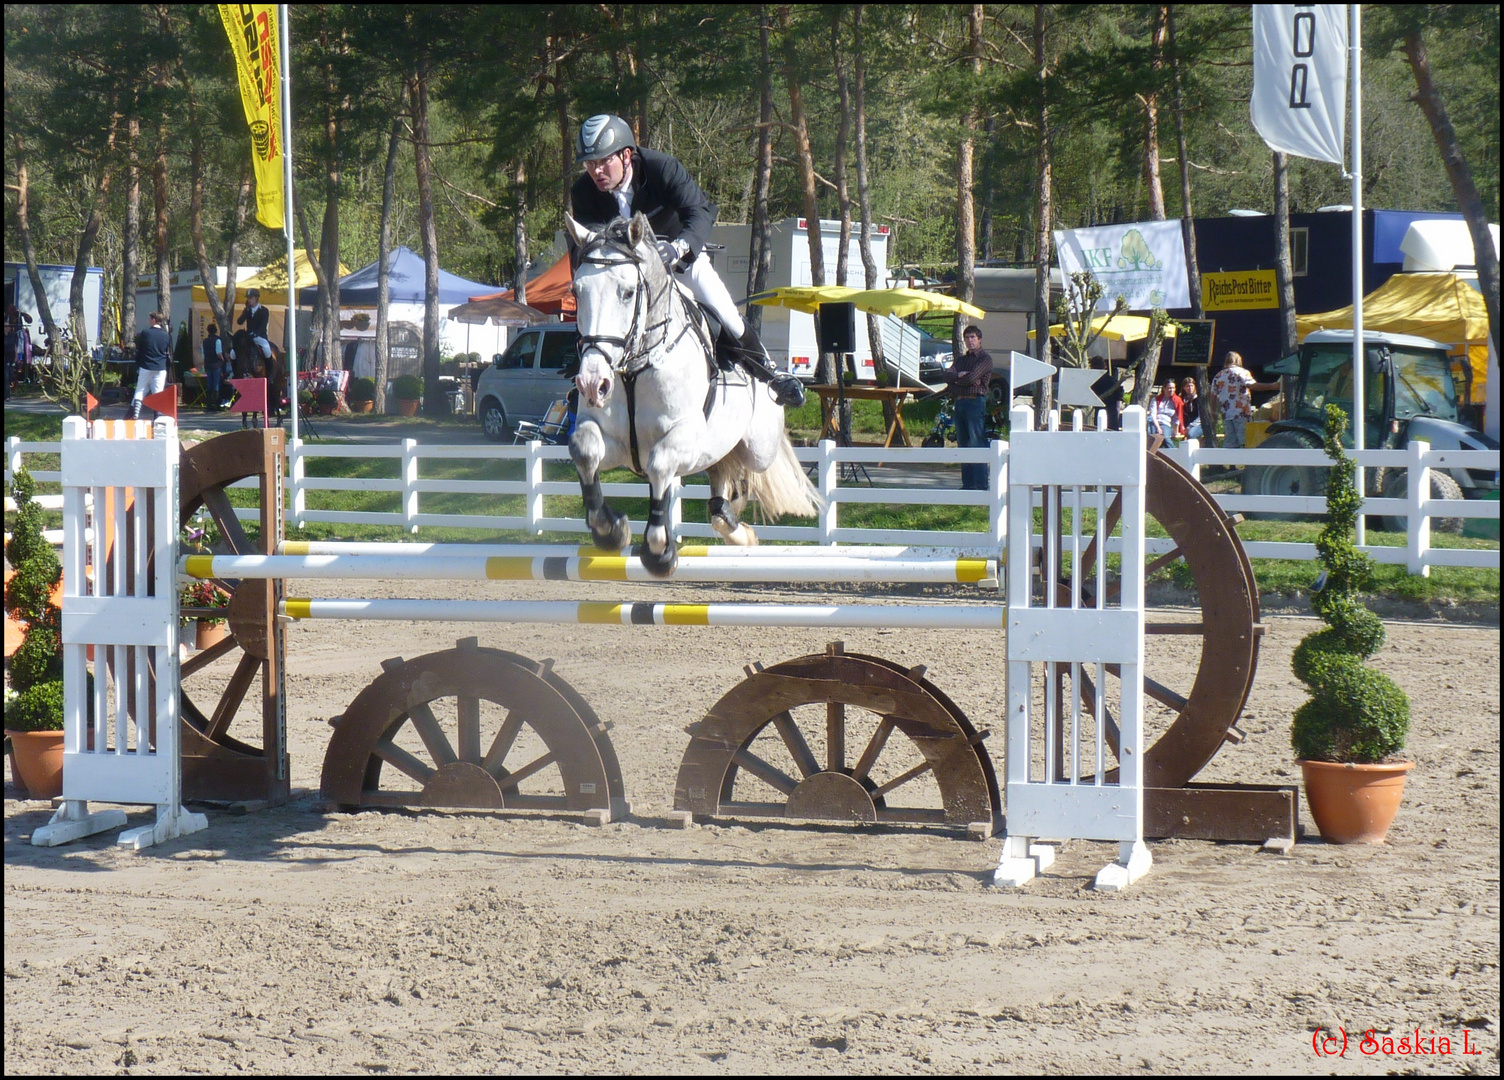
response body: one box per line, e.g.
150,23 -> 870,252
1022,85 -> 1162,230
655,238 -> 689,271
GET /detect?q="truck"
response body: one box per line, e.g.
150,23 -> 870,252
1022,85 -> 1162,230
4,262 -> 104,351
1241,329 -> 1500,531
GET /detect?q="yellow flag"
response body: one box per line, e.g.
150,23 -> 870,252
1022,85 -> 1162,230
218,4 -> 283,230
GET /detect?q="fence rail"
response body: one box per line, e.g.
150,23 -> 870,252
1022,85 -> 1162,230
8,432 -> 1498,576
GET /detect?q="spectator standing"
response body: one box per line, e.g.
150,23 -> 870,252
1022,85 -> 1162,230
1210,350 -> 1279,449
939,324 -> 994,490
202,322 -> 227,409
130,311 -> 172,419
1180,376 -> 1202,440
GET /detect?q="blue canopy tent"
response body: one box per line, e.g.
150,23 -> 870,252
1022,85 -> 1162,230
296,246 -> 498,306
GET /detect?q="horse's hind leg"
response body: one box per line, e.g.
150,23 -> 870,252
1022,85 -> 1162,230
570,417 -> 631,551
707,459 -> 757,546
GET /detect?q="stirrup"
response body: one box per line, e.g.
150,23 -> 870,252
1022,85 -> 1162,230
769,372 -> 806,409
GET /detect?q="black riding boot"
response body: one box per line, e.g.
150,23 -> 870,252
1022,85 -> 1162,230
723,323 -> 806,408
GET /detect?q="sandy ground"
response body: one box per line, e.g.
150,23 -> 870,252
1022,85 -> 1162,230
4,578 -> 1499,1075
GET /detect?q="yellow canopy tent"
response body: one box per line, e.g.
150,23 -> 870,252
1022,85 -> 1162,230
188,250 -> 349,365
1295,271 -> 1490,402
1028,314 -> 1177,341
748,284 -> 986,320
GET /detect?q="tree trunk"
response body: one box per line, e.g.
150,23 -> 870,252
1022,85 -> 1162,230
1130,311 -> 1169,409
954,3 -> 982,354
70,113 -> 118,357
745,7 -> 775,333
221,169 -> 250,372
854,4 -> 886,384
1141,5 -> 1167,222
1402,30 -> 1500,358
411,68 -> 443,417
513,158 -> 528,307
152,118 -> 171,329
122,115 -> 140,350
11,143 -> 61,350
978,115 -> 996,262
320,80 -> 342,374
1273,151 -> 1298,354
374,86 -> 404,414
780,7 -> 831,400
1032,3 -> 1054,422
832,14 -> 852,288
1167,4 -> 1212,438
188,103 -> 231,337
554,57 -> 572,219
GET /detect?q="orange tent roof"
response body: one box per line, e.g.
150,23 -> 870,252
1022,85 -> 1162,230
472,255 -> 575,317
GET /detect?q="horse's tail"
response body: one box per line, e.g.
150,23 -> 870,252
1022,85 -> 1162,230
747,432 -> 824,520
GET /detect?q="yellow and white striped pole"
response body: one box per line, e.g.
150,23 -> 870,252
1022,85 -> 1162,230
184,553 -> 998,586
279,540 -> 1002,560
281,598 -> 1009,629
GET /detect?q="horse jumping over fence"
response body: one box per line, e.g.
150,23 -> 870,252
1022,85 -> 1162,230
564,212 -> 821,576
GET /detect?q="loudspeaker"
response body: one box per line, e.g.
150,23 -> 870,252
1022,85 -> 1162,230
817,301 -> 857,354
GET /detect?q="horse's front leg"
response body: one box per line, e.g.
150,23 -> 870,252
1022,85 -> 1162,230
570,417 -> 631,552
637,431 -> 699,577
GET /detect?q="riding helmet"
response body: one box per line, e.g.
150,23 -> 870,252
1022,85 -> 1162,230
576,114 -> 636,163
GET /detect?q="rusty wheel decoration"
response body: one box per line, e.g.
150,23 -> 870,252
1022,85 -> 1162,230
675,642 -> 1000,834
322,639 -> 627,819
173,429 -> 289,805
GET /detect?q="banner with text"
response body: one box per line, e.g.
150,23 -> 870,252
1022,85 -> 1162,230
218,4 -> 283,230
1202,270 -> 1279,311
1053,220 -> 1190,312
1250,5 -> 1347,165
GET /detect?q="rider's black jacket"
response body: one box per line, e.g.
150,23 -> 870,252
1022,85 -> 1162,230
570,148 -> 718,259
237,303 -> 270,338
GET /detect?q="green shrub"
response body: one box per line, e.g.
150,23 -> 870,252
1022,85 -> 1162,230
6,681 -> 64,733
316,387 -> 340,409
1290,406 -> 1410,764
4,466 -> 65,732
348,376 -> 376,402
392,374 -> 422,400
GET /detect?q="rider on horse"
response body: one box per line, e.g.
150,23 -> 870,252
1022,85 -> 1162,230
236,288 -> 273,361
570,114 -> 806,410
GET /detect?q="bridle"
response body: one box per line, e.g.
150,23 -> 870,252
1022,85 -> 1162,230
572,225 -> 678,377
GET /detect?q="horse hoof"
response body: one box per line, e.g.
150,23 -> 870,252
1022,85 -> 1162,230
591,509 -> 632,552
636,541 -> 678,578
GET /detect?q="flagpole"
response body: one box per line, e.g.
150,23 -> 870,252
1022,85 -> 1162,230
280,3 -> 299,450
1349,3 -> 1364,546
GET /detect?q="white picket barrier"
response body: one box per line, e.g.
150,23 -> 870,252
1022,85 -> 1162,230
995,406 -> 1150,891
33,416 -> 206,850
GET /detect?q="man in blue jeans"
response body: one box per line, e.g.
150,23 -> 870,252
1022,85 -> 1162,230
938,325 -> 994,490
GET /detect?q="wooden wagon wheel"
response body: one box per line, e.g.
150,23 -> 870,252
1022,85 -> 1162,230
321,639 -> 627,819
173,429 -> 289,804
675,642 -> 1001,834
1042,449 -> 1261,790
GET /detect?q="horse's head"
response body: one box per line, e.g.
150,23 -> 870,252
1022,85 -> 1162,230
564,211 -> 668,408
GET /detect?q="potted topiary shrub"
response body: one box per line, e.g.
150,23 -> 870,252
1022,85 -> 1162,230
348,376 -> 376,414
1291,405 -> 1412,843
316,386 -> 341,415
392,373 -> 422,417
4,468 -> 66,799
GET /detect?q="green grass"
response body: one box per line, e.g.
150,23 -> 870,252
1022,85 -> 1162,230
6,406 -> 1495,607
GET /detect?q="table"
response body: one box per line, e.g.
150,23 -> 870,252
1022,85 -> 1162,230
810,384 -> 925,448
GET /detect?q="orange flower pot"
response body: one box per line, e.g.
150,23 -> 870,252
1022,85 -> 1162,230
396,398 -> 420,416
195,619 -> 231,651
1300,759 -> 1413,844
6,729 -> 64,800
350,399 -> 374,413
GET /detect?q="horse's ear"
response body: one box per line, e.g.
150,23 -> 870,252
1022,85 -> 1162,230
563,214 -> 593,250
628,212 -> 652,250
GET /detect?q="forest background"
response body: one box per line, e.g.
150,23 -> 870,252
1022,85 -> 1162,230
4,4 -> 1498,415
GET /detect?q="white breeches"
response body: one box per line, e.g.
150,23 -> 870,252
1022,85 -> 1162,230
251,334 -> 272,358
131,368 -> 167,411
674,252 -> 744,338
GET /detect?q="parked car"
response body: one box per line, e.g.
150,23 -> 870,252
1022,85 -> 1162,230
916,328 -> 952,384
475,324 -> 579,442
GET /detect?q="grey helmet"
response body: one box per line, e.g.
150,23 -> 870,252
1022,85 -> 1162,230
576,114 -> 636,163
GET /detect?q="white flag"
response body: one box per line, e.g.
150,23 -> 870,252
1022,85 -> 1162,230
1250,5 -> 1347,166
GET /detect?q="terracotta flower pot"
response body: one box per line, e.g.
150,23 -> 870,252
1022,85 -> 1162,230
6,729 -> 64,799
350,399 -> 374,414
1300,759 -> 1413,844
396,398 -> 420,416
195,619 -> 231,651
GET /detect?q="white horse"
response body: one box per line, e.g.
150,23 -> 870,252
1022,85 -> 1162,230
564,212 -> 821,576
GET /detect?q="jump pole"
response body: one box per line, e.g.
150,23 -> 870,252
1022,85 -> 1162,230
186,553 -> 998,586
279,540 -> 1003,560
281,597 -> 1009,629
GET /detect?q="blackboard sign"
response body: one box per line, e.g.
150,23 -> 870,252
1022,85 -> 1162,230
1174,319 -> 1216,367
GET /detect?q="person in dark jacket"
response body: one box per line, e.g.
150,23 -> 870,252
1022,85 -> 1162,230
130,311 -> 172,419
938,324 -> 994,490
237,287 -> 272,359
202,322 -> 228,409
569,113 -> 805,408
